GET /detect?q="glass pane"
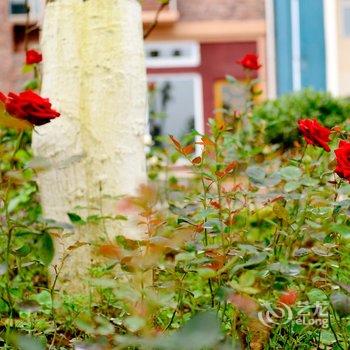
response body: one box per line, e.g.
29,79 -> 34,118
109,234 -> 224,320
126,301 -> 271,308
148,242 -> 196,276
148,77 -> 198,146
10,3 -> 27,14
214,80 -> 247,113
344,6 -> 350,37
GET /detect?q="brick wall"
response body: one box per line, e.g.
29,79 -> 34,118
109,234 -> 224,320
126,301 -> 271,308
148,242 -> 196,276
0,0 -> 41,92
0,0 -> 266,91
0,0 -> 14,91
177,0 -> 265,21
143,0 -> 168,11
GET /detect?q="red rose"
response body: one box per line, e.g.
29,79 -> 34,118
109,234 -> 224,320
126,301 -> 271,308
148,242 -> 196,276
1,90 -> 60,126
278,290 -> 298,306
148,82 -> 156,92
26,49 -> 42,65
0,92 -> 6,104
237,53 -> 262,70
335,140 -> 350,182
298,119 -> 331,152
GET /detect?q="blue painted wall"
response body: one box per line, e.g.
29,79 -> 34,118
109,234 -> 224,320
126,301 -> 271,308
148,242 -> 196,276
274,0 -> 293,95
274,0 -> 326,95
299,0 -> 326,90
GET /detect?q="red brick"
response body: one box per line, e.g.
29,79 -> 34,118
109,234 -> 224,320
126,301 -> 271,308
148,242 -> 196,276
177,0 -> 265,21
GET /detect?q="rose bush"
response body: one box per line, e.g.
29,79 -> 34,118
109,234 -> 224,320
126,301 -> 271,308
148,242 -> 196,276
2,49 -> 350,350
335,140 -> 350,182
237,53 -> 262,70
0,90 -> 60,126
25,49 -> 42,65
298,118 -> 331,152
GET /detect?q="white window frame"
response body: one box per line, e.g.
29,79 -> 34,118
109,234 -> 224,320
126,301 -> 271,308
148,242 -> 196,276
341,0 -> 350,37
145,41 -> 201,68
9,0 -> 44,23
168,0 -> 178,11
147,73 -> 205,137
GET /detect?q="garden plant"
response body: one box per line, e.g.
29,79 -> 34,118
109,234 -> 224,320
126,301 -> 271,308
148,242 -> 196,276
2,11 -> 350,350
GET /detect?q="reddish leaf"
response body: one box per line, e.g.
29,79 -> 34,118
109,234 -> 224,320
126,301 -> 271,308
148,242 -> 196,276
278,290 -> 298,306
67,241 -> 89,251
192,156 -> 202,165
224,161 -> 237,174
205,249 -> 225,270
209,200 -> 221,210
201,136 -> 215,148
169,135 -> 181,149
228,293 -> 259,315
182,144 -> 195,156
215,114 -> 226,130
99,245 -> 122,259
216,170 -> 225,178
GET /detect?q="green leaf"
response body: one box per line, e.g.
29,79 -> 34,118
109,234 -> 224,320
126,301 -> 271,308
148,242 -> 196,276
38,233 -> 54,266
320,330 -> 336,345
279,166 -> 302,181
307,288 -> 327,304
34,290 -> 52,308
226,75 -> 237,84
273,203 -> 289,221
246,166 -> 266,185
0,263 -> 7,276
22,64 -> 34,74
330,292 -> 350,317
125,316 -> 146,333
239,270 -> 256,287
116,312 -> 222,350
67,212 -> 85,225
230,281 -> 260,295
23,79 -> 39,91
17,300 -> 41,313
197,268 -> 216,279
268,262 -> 301,276
90,278 -> 118,289
13,245 -> 31,257
284,181 -> 300,192
232,252 -> 268,273
10,334 -> 45,350
331,224 -> 350,238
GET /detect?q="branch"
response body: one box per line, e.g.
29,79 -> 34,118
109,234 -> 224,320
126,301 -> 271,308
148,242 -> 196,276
143,0 -> 170,40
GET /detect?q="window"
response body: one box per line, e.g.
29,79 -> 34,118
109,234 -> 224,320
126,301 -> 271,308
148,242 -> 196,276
143,0 -> 177,11
148,74 -> 204,146
10,1 -> 27,14
342,0 -> 350,37
214,80 -> 248,113
9,0 -> 44,23
145,42 -> 201,68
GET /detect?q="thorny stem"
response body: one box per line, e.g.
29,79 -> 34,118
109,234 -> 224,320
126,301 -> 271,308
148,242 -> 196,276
143,1 -> 170,40
24,0 -> 30,52
328,307 -> 344,350
334,178 -> 342,203
298,144 -> 308,164
163,272 -> 187,331
199,162 -> 208,246
2,131 -> 26,344
196,155 -> 215,307
48,246 -> 70,349
214,135 -> 226,257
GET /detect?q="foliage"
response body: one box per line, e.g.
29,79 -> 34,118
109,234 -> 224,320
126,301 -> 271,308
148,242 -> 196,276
2,52 -> 350,350
253,89 -> 350,148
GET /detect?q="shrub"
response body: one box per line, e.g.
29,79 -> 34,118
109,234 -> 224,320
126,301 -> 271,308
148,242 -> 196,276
253,89 -> 350,148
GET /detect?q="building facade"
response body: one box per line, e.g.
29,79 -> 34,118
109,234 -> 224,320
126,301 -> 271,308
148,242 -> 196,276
269,0 -> 350,98
331,0 -> 350,97
144,0 -> 266,136
0,0 -> 267,137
